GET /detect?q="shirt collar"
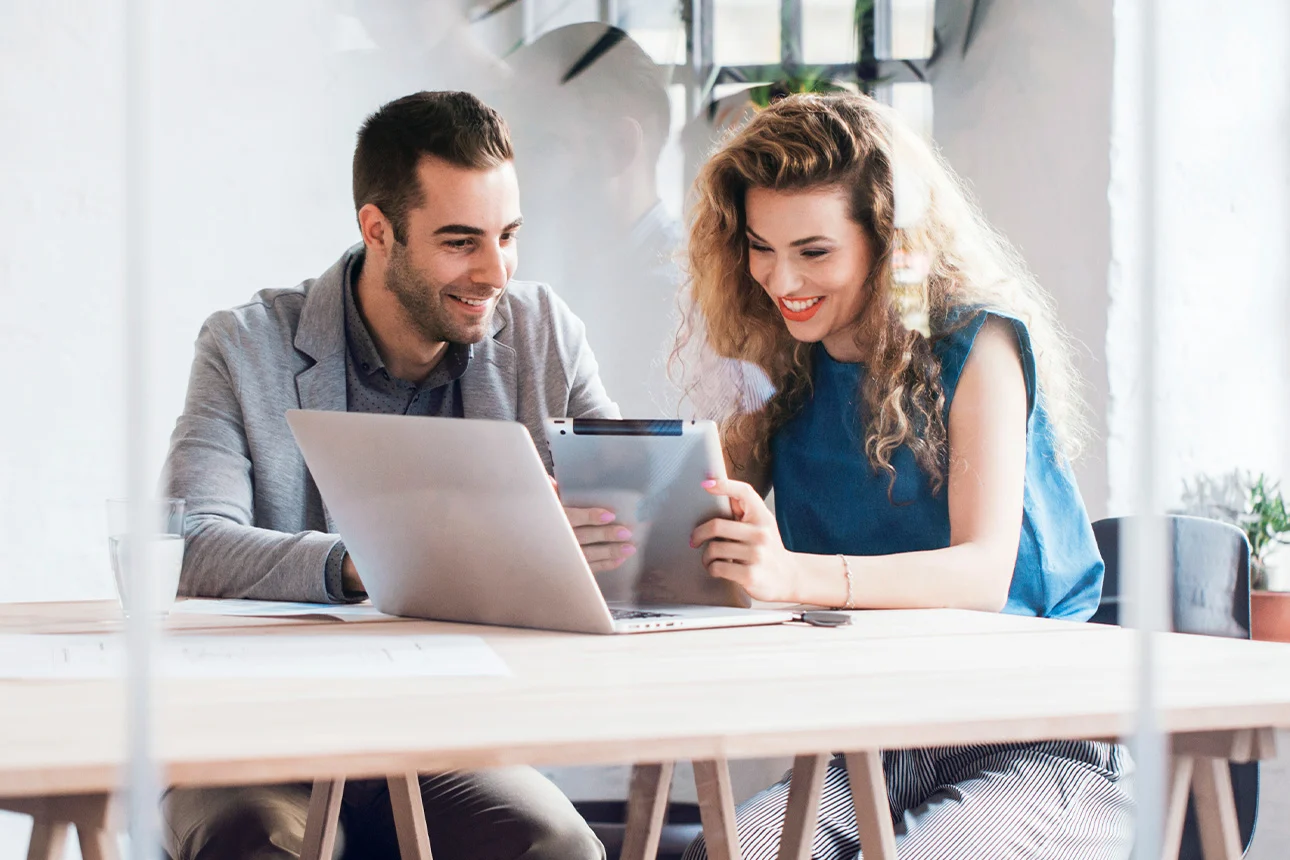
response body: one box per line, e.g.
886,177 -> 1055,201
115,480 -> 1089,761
343,250 -> 474,383
343,251 -> 387,378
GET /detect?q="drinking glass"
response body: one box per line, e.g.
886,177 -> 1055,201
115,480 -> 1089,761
106,498 -> 186,615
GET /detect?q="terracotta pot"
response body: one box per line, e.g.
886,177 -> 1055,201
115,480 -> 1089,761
1251,591 -> 1290,642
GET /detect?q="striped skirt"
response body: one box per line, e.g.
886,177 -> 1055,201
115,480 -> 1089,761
682,741 -> 1134,860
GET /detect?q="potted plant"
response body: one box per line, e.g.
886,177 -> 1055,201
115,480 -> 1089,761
1180,470 -> 1290,641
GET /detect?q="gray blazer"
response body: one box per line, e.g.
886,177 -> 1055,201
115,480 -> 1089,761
162,246 -> 619,603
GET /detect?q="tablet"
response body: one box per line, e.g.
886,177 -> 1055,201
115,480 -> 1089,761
543,418 -> 749,608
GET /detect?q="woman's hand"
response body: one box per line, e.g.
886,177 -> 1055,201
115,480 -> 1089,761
551,476 -> 635,573
690,478 -> 804,603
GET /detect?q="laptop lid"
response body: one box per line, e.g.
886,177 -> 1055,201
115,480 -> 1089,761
285,410 -> 617,634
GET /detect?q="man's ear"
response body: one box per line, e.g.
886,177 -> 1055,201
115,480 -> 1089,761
602,116 -> 645,179
357,203 -> 395,257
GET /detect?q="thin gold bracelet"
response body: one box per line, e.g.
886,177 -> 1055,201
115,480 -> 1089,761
837,553 -> 854,609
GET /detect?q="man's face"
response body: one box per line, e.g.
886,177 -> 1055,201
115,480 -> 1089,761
385,155 -> 522,344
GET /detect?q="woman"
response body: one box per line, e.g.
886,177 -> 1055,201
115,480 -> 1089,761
678,93 -> 1132,859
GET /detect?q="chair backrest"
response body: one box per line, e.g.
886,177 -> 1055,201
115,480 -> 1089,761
1090,515 -> 1251,638
1090,515 -> 1258,858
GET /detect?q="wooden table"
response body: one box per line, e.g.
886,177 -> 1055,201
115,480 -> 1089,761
1,600 -> 1287,860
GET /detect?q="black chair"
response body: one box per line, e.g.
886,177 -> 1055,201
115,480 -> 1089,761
1090,515 -> 1259,858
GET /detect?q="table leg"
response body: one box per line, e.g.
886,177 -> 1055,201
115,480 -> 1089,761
387,772 -> 433,860
693,759 -> 742,860
621,762 -> 675,860
301,778 -> 346,860
76,826 -> 119,860
7,793 -> 116,860
1174,728 -> 1277,763
843,751 -> 897,860
25,821 -> 70,860
1190,757 -> 1242,860
776,754 -> 830,860
1161,755 -> 1194,860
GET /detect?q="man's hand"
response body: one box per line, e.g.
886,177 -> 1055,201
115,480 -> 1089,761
550,477 -> 635,573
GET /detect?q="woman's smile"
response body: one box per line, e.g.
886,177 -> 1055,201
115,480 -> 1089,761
778,296 -> 826,322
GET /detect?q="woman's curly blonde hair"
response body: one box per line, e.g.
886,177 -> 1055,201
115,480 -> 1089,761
674,92 -> 1086,494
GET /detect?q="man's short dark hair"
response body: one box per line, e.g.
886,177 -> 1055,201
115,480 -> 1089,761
353,91 -> 513,243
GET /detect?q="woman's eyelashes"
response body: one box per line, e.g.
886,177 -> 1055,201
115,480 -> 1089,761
746,240 -> 829,259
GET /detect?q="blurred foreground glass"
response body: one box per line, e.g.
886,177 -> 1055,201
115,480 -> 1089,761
875,80 -> 933,140
802,0 -> 858,64
622,0 -> 688,66
714,0 -> 781,65
874,0 -> 935,60
107,498 -> 185,615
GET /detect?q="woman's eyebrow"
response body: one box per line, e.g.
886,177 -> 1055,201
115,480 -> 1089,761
745,227 -> 832,247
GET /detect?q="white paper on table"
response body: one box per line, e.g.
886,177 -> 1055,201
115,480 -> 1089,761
0,633 -> 510,679
170,598 -> 393,622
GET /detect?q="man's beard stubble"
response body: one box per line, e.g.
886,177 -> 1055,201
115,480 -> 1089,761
384,242 -> 490,345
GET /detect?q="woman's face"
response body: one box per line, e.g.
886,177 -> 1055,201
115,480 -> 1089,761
744,185 -> 876,361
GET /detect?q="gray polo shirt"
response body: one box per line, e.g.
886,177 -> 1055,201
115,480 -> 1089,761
324,253 -> 472,598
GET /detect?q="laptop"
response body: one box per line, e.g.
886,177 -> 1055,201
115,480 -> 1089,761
285,410 -> 794,634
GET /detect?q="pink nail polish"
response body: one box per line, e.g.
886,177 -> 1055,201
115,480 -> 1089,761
621,545 -> 637,557
701,479 -> 717,488
616,528 -> 632,540
599,512 -> 615,523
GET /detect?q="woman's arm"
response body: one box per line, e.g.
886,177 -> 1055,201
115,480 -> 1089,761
802,317 -> 1027,611
693,317 -> 1028,612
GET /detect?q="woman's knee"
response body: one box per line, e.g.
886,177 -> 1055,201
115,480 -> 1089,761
681,832 -> 709,860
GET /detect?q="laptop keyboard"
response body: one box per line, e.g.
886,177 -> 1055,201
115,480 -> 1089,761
610,608 -> 679,621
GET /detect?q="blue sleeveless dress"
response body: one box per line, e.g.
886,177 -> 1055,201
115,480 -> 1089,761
769,310 -> 1103,620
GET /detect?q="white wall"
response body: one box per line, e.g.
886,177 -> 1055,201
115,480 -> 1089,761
1,1 -> 372,604
1106,0 -> 1290,514
2,3 -> 127,603
930,0 -> 1115,519
1107,5 -> 1290,856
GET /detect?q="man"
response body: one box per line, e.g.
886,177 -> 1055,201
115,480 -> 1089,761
161,91 -> 626,860
503,24 -> 685,418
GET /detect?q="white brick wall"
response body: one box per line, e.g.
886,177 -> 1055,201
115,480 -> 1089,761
1107,0 -> 1290,514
